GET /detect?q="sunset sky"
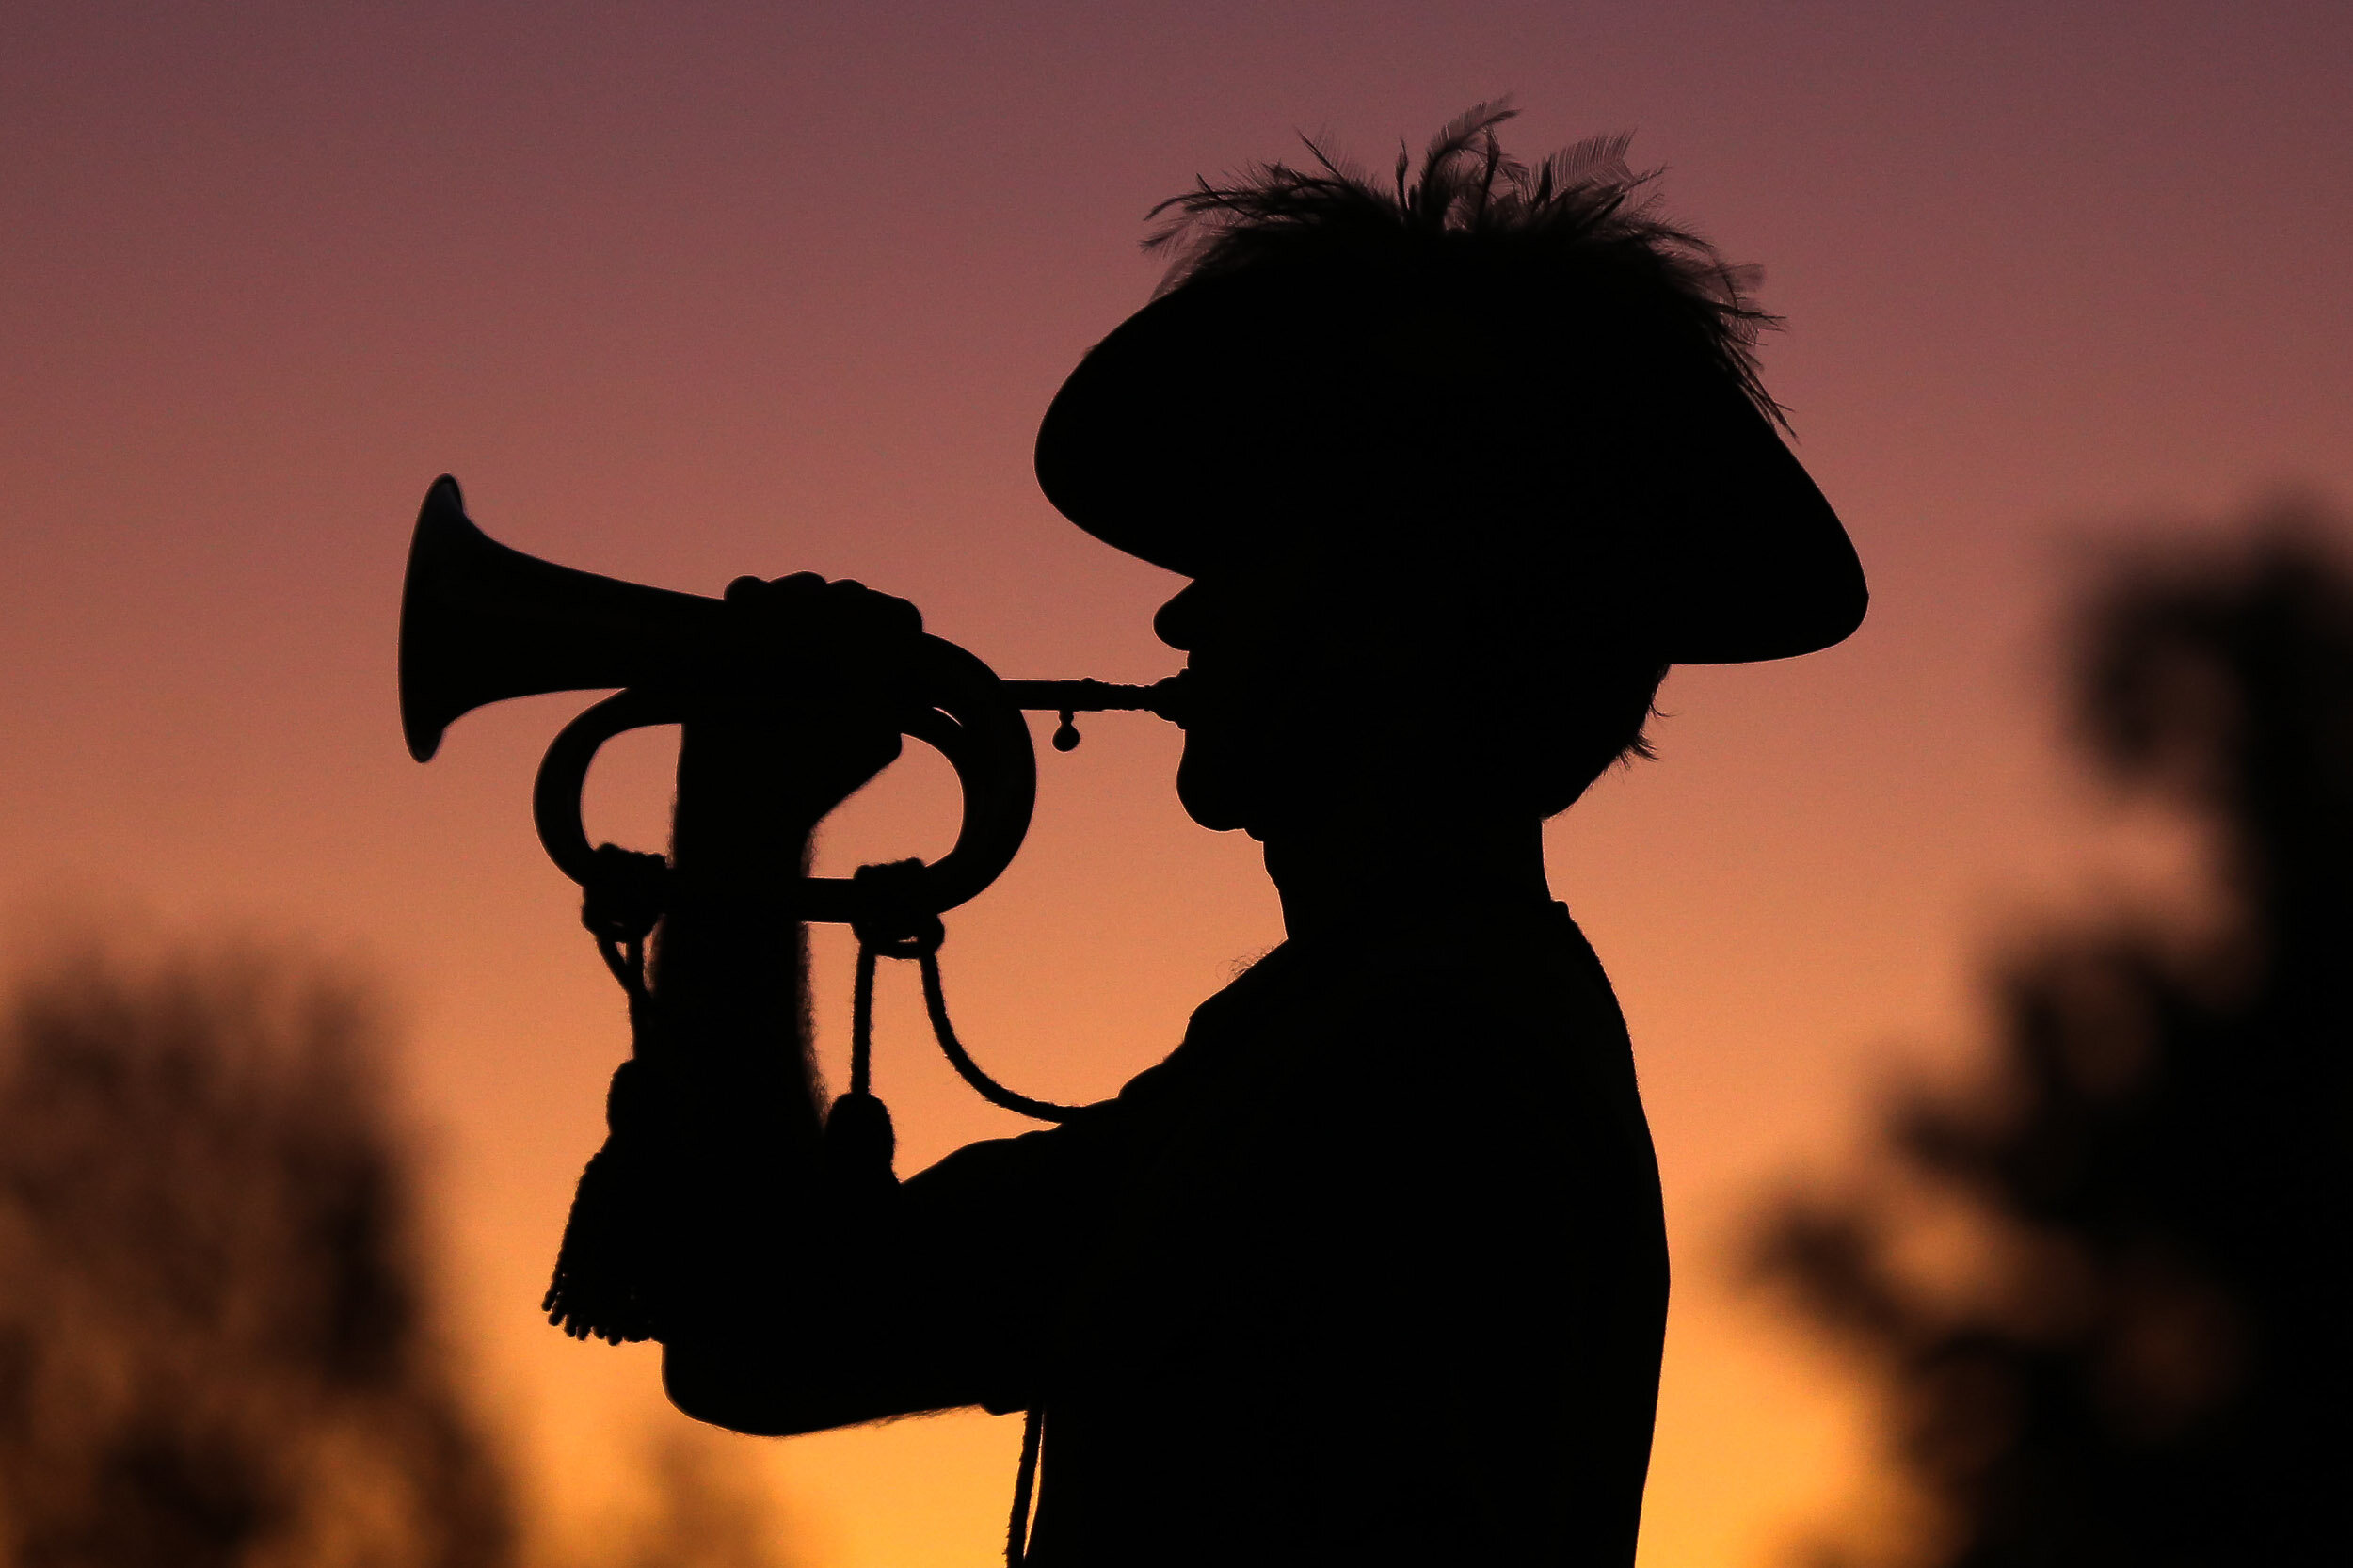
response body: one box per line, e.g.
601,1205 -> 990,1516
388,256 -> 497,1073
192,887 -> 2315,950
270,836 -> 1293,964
4,4 -> 2350,1564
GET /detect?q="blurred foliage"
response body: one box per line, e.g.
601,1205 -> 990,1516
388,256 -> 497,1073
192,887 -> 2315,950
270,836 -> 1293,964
0,939 -> 795,1568
1752,503 -> 2353,1567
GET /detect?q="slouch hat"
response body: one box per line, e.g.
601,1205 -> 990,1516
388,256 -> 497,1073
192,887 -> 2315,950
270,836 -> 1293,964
1035,111 -> 1866,664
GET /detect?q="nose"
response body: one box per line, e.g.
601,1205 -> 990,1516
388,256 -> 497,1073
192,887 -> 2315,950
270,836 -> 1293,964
1154,583 -> 1205,650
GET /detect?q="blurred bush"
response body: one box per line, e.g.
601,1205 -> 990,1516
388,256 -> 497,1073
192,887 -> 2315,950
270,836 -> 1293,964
1751,502 -> 2352,1567
0,944 -> 512,1568
0,939 -> 795,1568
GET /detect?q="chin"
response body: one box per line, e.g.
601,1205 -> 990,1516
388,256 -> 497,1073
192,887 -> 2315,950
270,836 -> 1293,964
1175,745 -> 1260,836
1176,769 -> 1251,835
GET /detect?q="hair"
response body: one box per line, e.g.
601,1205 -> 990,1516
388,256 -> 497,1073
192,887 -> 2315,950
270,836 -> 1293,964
1144,100 -> 1787,431
1150,103 -> 1737,813
1528,648 -> 1672,817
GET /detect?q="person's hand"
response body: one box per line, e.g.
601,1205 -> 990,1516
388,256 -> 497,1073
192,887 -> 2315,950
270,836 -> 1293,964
719,572 -> 926,830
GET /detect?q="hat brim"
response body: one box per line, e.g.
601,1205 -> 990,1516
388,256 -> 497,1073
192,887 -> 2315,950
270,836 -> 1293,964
1036,273 -> 1866,664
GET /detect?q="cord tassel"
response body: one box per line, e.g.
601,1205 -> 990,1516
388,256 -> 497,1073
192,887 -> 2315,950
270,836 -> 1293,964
824,943 -> 898,1195
543,846 -> 673,1344
544,1052 -> 669,1342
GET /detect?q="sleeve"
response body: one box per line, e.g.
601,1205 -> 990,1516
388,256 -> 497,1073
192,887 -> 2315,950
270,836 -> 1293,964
662,1101 -> 1124,1436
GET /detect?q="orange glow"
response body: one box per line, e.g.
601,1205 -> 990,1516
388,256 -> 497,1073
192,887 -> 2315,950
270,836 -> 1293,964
4,6 -> 2349,1564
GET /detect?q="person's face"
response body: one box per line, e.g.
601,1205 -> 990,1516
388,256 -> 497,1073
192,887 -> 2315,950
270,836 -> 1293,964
1154,569 -> 1366,838
1157,556 -> 1571,840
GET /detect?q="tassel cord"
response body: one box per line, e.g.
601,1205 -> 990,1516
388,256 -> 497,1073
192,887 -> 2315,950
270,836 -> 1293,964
560,847 -> 1070,1556
915,949 -> 1078,1124
1007,1406 -> 1045,1567
847,862 -> 1069,1565
848,858 -> 1080,1125
849,944 -> 879,1098
542,846 -> 672,1345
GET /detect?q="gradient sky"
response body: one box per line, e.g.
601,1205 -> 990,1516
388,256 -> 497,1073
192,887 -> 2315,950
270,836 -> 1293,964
5,4 -> 2350,1564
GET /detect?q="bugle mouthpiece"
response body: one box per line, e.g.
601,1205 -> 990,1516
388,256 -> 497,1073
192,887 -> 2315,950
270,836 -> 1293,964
1000,675 -> 1187,750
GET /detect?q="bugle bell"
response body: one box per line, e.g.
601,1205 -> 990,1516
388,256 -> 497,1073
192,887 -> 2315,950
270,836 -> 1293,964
399,475 -> 1184,923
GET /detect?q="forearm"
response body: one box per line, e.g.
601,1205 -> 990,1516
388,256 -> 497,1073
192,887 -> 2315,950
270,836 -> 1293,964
663,1312 -> 997,1435
618,705 -> 832,1346
650,708 -> 827,1148
655,1128 -> 1083,1433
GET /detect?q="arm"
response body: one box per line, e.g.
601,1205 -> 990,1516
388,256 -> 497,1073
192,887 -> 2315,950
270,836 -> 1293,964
662,1121 -> 1101,1434
630,573 -> 949,1432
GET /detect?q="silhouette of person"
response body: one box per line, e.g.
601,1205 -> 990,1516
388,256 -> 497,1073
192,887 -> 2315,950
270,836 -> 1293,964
657,108 -> 1865,1567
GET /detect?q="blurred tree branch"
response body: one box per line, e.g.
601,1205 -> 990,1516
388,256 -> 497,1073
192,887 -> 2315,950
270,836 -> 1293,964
1749,501 -> 2353,1568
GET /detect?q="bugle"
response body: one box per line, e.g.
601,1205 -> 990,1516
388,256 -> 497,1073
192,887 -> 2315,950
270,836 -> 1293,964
399,474 -> 1184,920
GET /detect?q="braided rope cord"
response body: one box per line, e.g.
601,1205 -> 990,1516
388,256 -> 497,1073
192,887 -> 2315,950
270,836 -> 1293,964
846,861 -> 1072,1565
555,852 -> 1068,1560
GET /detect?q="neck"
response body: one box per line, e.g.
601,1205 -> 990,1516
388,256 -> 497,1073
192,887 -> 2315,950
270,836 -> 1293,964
1261,808 -> 1554,944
